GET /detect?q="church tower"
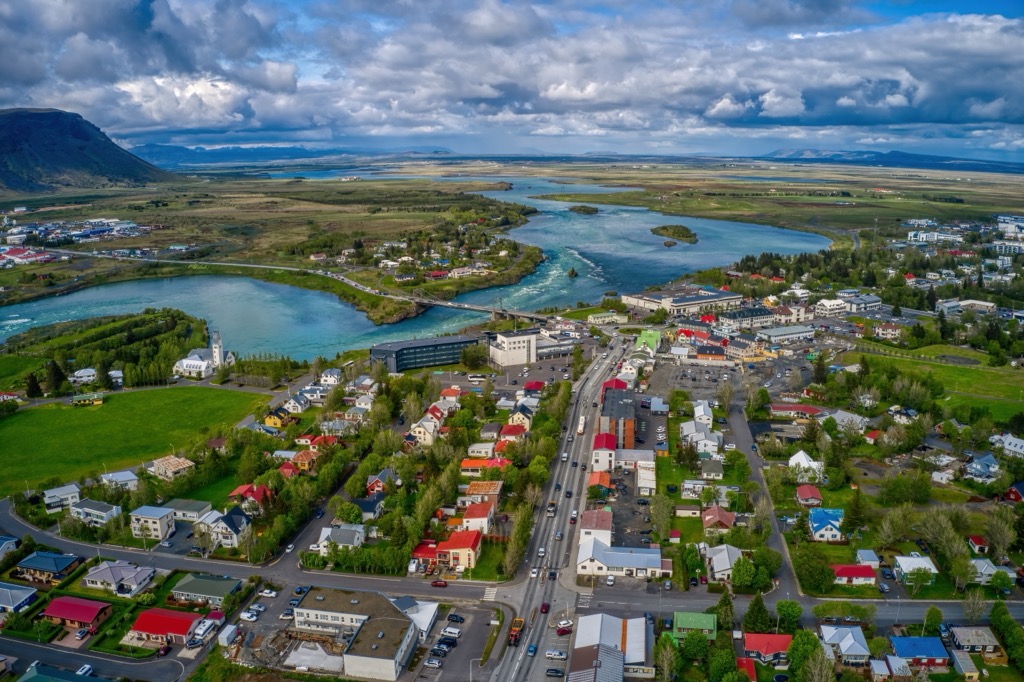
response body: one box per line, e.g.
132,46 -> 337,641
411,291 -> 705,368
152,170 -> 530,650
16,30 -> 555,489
211,331 -> 224,367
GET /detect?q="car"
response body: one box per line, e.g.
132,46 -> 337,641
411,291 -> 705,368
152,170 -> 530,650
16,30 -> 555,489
557,618 -> 574,629
690,577 -> 699,587
548,569 -> 557,580
249,603 -> 267,613
240,611 -> 258,622
538,547 -> 547,558
571,509 -> 579,519
74,628 -> 89,640
571,460 -> 578,468
637,499 -> 649,506
565,490 -> 573,498
431,580 -> 448,587
581,464 -> 586,471
511,380 -> 518,385
939,624 -> 949,639
158,540 -> 172,548
531,568 -> 540,578
546,670 -> 565,678
555,530 -> 563,541
879,583 -> 891,594
640,537 -> 652,544
843,616 -> 861,624
592,401 -> 598,407
429,648 -> 448,658
700,575 -> 708,584
541,602 -> 550,614
295,586 -> 310,595
288,598 -> 301,607
309,543 -> 321,551
716,417 -> 728,424
639,529 -> 653,535
433,643 -> 452,654
750,444 -> 757,452
448,613 -> 465,623
157,644 -> 172,657
820,616 -> 837,624
438,636 -> 458,648
76,665 -> 93,676
881,568 -> 894,580
569,516 -> 576,525
556,626 -> 573,636
186,638 -> 204,650
285,544 -> 295,553
314,509 -> 324,519
528,644 -> 538,657
567,434 -> 573,442
260,589 -> 277,598
280,608 -> 295,620
554,483 -> 562,491
424,658 -> 443,669
910,551 -> 921,558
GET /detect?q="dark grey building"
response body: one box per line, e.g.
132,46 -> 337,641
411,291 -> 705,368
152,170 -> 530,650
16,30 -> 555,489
370,335 -> 478,372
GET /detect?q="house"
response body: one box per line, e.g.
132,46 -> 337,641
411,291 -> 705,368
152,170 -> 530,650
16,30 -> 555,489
314,524 -> 366,555
701,460 -> 724,480
227,484 -> 272,516
969,558 -> 1016,585
591,432 -> 617,472
769,404 -> 825,420
705,544 -> 744,581
821,409 -> 868,432
693,400 -> 713,426
461,502 -> 494,534
586,471 -> 614,497
278,461 -> 300,479
499,423 -> 526,441
436,530 -> 482,569
991,432 -> 1024,458
171,574 -> 242,607
950,649 -> 979,682
16,552 -> 81,584
744,633 -> 793,666
81,560 -> 154,598
282,392 -> 311,414
100,470 -> 139,491
293,449 -> 322,472
194,507 -> 252,550
151,454 -> 195,481
0,581 -> 36,613
460,457 -> 511,477
42,483 -> 80,513
578,510 -> 613,547
949,627 -> 1000,653
41,596 -> 112,630
130,506 -> 175,541
885,654 -> 913,682
0,535 -> 18,562
409,417 -> 438,446
129,607 -> 202,644
809,508 -> 845,542
576,538 -> 671,578
19,661 -> 118,682
968,536 -> 989,554
465,480 -> 503,508
319,368 -> 342,386
1005,482 -> 1024,504
670,612 -> 717,642
69,499 -> 121,527
820,625 -> 870,666
468,442 -> 496,459
508,404 -> 534,430
265,406 -> 298,429
893,556 -> 939,585
889,637 -> 950,668
831,564 -> 876,585
874,323 -> 903,341
353,493 -> 386,521
367,468 -> 397,495
389,594 -> 440,645
702,506 -> 736,535
796,484 -> 823,506
480,423 -> 503,441
857,550 -> 881,569
789,450 -> 825,483
165,498 -> 212,522
965,453 -> 1000,482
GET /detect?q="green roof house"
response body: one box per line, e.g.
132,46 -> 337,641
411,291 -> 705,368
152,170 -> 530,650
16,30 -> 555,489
171,573 -> 241,607
671,611 -> 717,641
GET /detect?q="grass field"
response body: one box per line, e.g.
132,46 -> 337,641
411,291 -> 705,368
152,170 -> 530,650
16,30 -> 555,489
187,471 -> 244,510
0,355 -> 44,391
0,387 -> 266,496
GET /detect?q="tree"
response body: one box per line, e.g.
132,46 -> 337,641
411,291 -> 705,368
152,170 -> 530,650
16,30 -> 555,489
681,630 -> 709,662
840,488 -> 866,537
656,634 -> 681,682
799,646 -> 836,682
877,504 -> 914,549
812,353 -> 828,385
962,589 -> 988,624
905,567 -> 934,596
25,373 -> 42,398
868,637 -> 889,659
731,557 -> 756,588
776,600 -> 802,633
753,546 -> 783,577
46,360 -> 67,394
709,649 -> 737,682
715,589 -> 734,628
700,486 -> 718,509
787,630 -> 821,675
924,606 -> 943,636
650,495 -> 673,536
951,554 -> 976,593
990,569 -> 1014,594
987,506 -> 1017,562
742,592 -> 773,633
460,344 -> 488,369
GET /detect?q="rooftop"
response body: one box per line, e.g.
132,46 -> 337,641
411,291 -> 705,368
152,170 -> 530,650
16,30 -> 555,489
370,335 -> 476,352
301,587 -> 413,659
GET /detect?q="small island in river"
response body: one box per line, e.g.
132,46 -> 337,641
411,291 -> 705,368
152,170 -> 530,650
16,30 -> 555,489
650,224 -> 698,243
569,205 -> 599,215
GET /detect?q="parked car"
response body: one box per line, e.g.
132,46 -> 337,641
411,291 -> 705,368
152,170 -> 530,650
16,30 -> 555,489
546,670 -> 565,678
556,626 -> 573,636
700,575 -> 708,584
557,619 -> 574,628
186,638 -> 204,650
294,586 -> 310,595
438,637 -> 458,648
447,613 -> 465,623
280,608 -> 294,620
239,611 -> 258,622
637,499 -> 649,506
75,628 -> 89,640
429,648 -> 448,658
249,603 -> 267,613
640,537 -> 652,544
879,583 -> 891,594
156,645 -> 172,657
431,580 -> 448,587
881,568 -> 894,580
689,577 -> 699,587
260,589 -> 277,598
424,658 -> 443,669
288,598 -> 301,607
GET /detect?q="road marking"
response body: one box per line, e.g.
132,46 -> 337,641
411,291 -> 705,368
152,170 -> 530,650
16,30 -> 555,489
577,593 -> 592,608
483,587 -> 498,601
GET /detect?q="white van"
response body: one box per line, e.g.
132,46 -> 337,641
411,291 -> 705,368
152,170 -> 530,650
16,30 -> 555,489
440,626 -> 462,638
545,650 -> 568,660
606,575 -> 615,586
561,452 -> 569,462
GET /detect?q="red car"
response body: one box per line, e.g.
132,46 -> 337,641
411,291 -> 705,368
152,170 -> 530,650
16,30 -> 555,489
540,602 -> 550,614
556,626 -> 573,636
431,580 -> 447,588
569,518 -> 576,525
156,645 -> 172,657
700,575 -> 708,584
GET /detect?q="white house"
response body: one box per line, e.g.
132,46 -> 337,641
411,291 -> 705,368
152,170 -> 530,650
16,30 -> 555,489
970,558 -> 1016,585
82,560 -> 155,598
578,510 -> 613,547
692,400 -> 713,426
69,499 -> 121,527
282,393 -> 311,414
788,450 -> 825,483
576,538 -> 670,578
130,506 -> 175,541
314,524 -> 366,556
194,507 -> 252,551
461,502 -> 494,534
467,442 -> 496,459
42,484 -> 80,513
808,508 -> 845,542
319,368 -> 342,386
100,471 -> 138,491
705,544 -> 744,581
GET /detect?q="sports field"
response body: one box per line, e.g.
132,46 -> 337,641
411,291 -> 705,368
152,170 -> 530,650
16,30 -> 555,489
0,387 -> 266,496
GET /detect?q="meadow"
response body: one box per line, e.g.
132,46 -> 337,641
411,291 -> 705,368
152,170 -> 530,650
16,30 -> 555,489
0,386 -> 266,496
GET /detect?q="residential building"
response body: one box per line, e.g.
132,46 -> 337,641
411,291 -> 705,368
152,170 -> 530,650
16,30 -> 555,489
353,493 -> 385,521
809,508 -> 845,542
99,470 -> 139,491
461,502 -> 494,534
508,404 -> 534,430
845,295 -> 882,313
670,612 -> 717,642
969,558 -> 1015,585
41,596 -> 112,630
857,550 -> 881,569
968,536 -> 989,554
164,498 -> 212,522
81,560 -> 154,598
815,298 -> 847,317
436,530 -> 482,569
789,450 -> 825,483
42,484 -> 80,513
702,506 -> 736,535
69,499 -> 121,527
0,581 -> 36,613
950,649 -> 979,682
0,535 -> 17,562
465,480 -> 503,507
796,484 -> 823,506
468,442 -> 496,458
577,538 -> 671,579
578,510 -> 613,547
370,335 -> 478,373
171,574 -> 242,607
130,506 -> 175,541
294,587 -> 417,681
194,507 -> 252,550
889,637 -> 950,668
293,449 -> 322,472
949,627 -> 1000,653
489,329 -> 539,367
701,459 -> 724,480
15,552 -> 82,584
705,544 -> 744,581
1005,481 -> 1024,504
282,392 -> 311,414
315,524 -> 367,555
831,564 -> 876,585
991,432 -> 1024,458
893,556 -> 939,585
874,323 -> 903,341
151,454 -> 195,481
770,403 -> 824,420
744,633 -> 793,666
129,608 -> 202,644
821,625 -> 870,666
367,468 -> 396,495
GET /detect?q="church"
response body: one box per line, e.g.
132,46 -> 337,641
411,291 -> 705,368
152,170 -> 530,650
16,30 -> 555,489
172,331 -> 236,379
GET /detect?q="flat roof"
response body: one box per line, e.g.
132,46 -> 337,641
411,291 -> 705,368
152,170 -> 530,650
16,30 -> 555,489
370,335 -> 476,352
165,499 -> 212,513
301,587 -> 412,659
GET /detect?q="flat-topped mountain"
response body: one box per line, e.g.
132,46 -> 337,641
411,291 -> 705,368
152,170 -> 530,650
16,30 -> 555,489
0,108 -> 177,192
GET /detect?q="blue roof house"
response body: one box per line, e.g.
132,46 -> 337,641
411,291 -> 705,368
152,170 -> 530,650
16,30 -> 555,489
809,508 -> 845,542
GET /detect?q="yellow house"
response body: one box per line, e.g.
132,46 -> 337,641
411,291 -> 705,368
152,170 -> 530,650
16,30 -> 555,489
265,407 -> 297,429
508,405 -> 533,431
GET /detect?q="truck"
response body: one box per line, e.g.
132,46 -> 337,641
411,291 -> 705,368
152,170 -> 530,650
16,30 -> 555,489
508,617 -> 525,646
546,501 -> 558,517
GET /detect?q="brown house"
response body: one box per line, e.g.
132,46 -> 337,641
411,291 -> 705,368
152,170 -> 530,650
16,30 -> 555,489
41,596 -> 112,630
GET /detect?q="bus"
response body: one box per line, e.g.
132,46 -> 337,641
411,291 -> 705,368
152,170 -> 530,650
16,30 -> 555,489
468,374 -> 486,384
577,416 -> 586,435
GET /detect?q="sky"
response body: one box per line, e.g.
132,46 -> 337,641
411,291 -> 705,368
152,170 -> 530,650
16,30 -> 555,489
1,0 -> 1022,159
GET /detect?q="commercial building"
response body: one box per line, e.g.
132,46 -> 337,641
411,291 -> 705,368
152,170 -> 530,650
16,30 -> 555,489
720,307 -> 775,330
757,325 -> 816,344
488,329 -> 539,367
599,389 -> 637,449
370,335 -> 478,373
576,538 -> 671,578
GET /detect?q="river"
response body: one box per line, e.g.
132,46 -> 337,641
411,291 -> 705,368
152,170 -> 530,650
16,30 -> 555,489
0,176 -> 829,360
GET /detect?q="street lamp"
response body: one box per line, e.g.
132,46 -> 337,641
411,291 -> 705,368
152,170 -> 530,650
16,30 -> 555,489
469,657 -> 483,682
895,594 -> 901,627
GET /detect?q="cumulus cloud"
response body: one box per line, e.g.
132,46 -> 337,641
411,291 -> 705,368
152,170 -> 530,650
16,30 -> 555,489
0,0 -> 1019,157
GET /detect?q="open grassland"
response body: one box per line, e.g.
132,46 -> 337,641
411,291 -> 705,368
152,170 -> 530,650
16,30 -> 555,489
0,387 -> 265,496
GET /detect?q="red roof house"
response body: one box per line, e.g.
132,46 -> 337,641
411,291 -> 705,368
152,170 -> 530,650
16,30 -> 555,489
592,432 -> 617,452
310,435 -> 338,450
601,378 -> 627,402
412,540 -> 438,563
436,530 -> 482,568
499,424 -> 526,440
904,272 -> 916,281
460,458 -> 511,477
278,461 -> 299,479
795,484 -> 823,506
1006,482 -> 1024,504
41,596 -> 112,628
744,633 -> 794,665
493,439 -> 511,453
864,429 -> 881,445
830,564 -> 876,585
702,505 -> 735,533
130,607 -> 201,643
439,387 -> 464,399
968,536 -> 989,554
228,483 -> 273,511
523,381 -> 545,392
700,314 -> 717,324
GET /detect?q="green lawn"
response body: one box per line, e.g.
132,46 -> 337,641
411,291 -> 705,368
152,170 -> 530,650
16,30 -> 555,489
466,542 -> 506,582
560,306 -> 604,321
972,655 -> 1024,682
0,355 -> 45,391
915,345 -> 991,362
670,517 -> 704,544
656,455 -> 691,495
0,387 -> 266,496
188,471 -> 244,510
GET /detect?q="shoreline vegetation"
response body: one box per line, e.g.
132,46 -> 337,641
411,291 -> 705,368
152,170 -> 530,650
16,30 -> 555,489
568,205 -> 598,214
650,224 -> 698,243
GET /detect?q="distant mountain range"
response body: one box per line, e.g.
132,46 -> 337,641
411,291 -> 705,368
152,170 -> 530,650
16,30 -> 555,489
0,108 -> 176,192
130,143 -> 454,169
762,149 -> 1024,174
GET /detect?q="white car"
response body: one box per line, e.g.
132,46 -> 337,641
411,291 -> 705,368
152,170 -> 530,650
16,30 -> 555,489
309,544 -> 321,552
557,619 -> 574,628
239,611 -> 258,622
285,544 -> 295,553
538,547 -> 546,558
530,568 -> 539,578
159,541 -> 172,548
249,603 -> 267,613
424,658 -> 443,669
260,589 -> 277,598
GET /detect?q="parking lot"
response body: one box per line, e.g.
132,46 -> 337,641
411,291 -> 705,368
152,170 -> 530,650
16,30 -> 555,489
415,603 -> 494,678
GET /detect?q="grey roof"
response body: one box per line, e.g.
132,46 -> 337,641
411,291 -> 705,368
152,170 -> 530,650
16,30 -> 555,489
701,460 -> 724,475
706,544 -> 744,575
371,335 -> 476,352
821,625 -> 869,657
165,498 -> 212,514
220,506 -> 251,535
131,505 -> 173,519
575,614 -> 646,666
19,661 -> 116,682
856,549 -> 880,563
578,538 -> 663,571
353,492 -> 385,513
950,626 -> 999,647
71,498 -> 118,514
173,573 -> 242,599
568,643 -> 626,682
100,471 -> 138,485
0,580 -> 36,609
319,524 -> 365,547
601,389 -> 637,421
84,560 -> 154,589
